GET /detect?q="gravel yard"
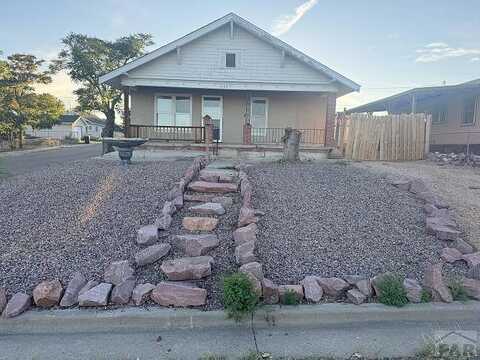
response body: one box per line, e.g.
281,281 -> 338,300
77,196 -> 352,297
354,160 -> 480,250
0,158 -> 190,297
247,160 -> 467,286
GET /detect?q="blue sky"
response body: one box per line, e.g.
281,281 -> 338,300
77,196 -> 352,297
1,0 -> 479,110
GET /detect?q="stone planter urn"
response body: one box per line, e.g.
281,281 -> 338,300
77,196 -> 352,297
102,138 -> 148,164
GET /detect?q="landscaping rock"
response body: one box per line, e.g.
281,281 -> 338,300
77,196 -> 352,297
188,181 -> 238,194
162,201 -> 176,216
104,260 -> 135,285
278,285 -> 304,302
189,202 -> 226,216
300,276 -> 323,303
441,247 -> 463,263
409,179 -> 429,195
343,274 -> 366,285
2,293 -> 31,318
390,179 -> 411,191
151,282 -> 207,307
0,287 -> 7,314
233,223 -> 257,245
160,256 -> 214,281
424,204 -> 438,215
462,252 -> 480,268
454,239 -> 475,254
184,194 -> 216,202
423,263 -> 453,303
78,283 -> 113,307
371,273 -> 392,296
262,278 -> 279,304
212,196 -> 233,208
355,279 -> 373,297
175,234 -> 219,257
418,192 -> 449,209
156,214 -> 173,230
167,185 -> 183,202
426,217 -> 460,241
135,243 -> 171,266
316,277 -> 349,297
132,283 -> 156,306
199,170 -> 235,183
239,262 -> 264,280
347,288 -> 366,305
110,279 -> 136,305
182,217 -> 218,231
468,264 -> 480,280
403,278 -> 422,303
33,279 -> 63,308
173,195 -> 184,210
462,278 -> 480,300
238,206 -> 258,227
235,241 -> 256,265
245,272 -> 262,297
136,225 -> 158,246
60,272 -> 87,307
79,280 -> 99,296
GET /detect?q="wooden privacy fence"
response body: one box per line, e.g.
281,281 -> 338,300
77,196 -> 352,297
337,113 -> 432,161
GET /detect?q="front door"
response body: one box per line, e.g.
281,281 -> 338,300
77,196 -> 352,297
202,96 -> 223,142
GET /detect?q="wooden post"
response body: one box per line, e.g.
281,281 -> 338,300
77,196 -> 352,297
203,115 -> 213,153
424,114 -> 432,158
123,87 -> 130,138
324,93 -> 336,147
243,122 -> 252,145
282,128 -> 301,161
411,94 -> 416,114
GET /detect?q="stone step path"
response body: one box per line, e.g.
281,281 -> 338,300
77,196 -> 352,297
174,234 -> 220,256
160,256 -> 214,281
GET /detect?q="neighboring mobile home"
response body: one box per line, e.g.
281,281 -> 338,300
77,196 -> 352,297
100,13 -> 359,146
347,79 -> 480,153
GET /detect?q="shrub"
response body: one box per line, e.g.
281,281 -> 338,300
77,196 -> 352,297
280,289 -> 299,306
222,272 -> 259,322
420,289 -> 432,303
376,274 -> 409,307
449,279 -> 469,302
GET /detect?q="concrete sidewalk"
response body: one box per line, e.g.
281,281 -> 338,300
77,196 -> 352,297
1,303 -> 479,359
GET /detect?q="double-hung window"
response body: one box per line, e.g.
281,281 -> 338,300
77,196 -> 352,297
155,95 -> 192,127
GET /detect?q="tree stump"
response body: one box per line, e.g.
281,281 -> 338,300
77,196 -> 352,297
282,128 -> 301,161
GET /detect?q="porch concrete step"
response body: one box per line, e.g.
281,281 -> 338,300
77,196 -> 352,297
205,160 -> 236,170
188,181 -> 238,194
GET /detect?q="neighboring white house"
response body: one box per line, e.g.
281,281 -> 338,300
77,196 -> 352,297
26,113 -> 108,140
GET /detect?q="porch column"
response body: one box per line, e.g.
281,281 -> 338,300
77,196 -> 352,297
123,87 -> 131,138
243,123 -> 252,145
324,93 -> 337,147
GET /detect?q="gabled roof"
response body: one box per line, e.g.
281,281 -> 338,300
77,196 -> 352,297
58,113 -> 80,124
99,13 -> 359,92
347,78 -> 480,114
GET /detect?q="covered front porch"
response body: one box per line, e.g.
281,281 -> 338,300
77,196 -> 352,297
122,86 -> 337,147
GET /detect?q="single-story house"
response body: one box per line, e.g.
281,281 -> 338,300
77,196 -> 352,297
347,79 -> 480,153
25,113 -> 79,139
100,13 -> 359,146
71,115 -> 107,140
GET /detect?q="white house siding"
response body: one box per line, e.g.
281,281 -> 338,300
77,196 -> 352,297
25,124 -> 72,139
128,24 -> 331,86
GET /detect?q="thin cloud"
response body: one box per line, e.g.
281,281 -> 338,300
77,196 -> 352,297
471,57 -> 480,62
416,42 -> 480,63
272,0 -> 318,36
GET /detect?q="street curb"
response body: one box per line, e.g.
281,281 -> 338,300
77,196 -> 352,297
1,302 -> 479,335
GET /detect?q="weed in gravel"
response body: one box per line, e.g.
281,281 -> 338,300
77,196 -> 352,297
222,272 -> 259,322
420,289 -> 432,303
415,337 -> 476,360
280,290 -> 299,306
377,274 -> 409,307
448,279 -> 470,302
199,354 -> 228,360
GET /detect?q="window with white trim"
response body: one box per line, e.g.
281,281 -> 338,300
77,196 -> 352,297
225,53 -> 236,68
155,95 -> 192,126
431,104 -> 447,124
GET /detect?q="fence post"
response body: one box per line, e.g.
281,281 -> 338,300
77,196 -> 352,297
324,93 -> 336,147
424,115 -> 432,158
203,115 -> 213,153
243,122 -> 252,145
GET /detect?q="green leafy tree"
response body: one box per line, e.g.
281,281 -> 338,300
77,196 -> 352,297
0,54 -> 62,148
51,33 -> 153,149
